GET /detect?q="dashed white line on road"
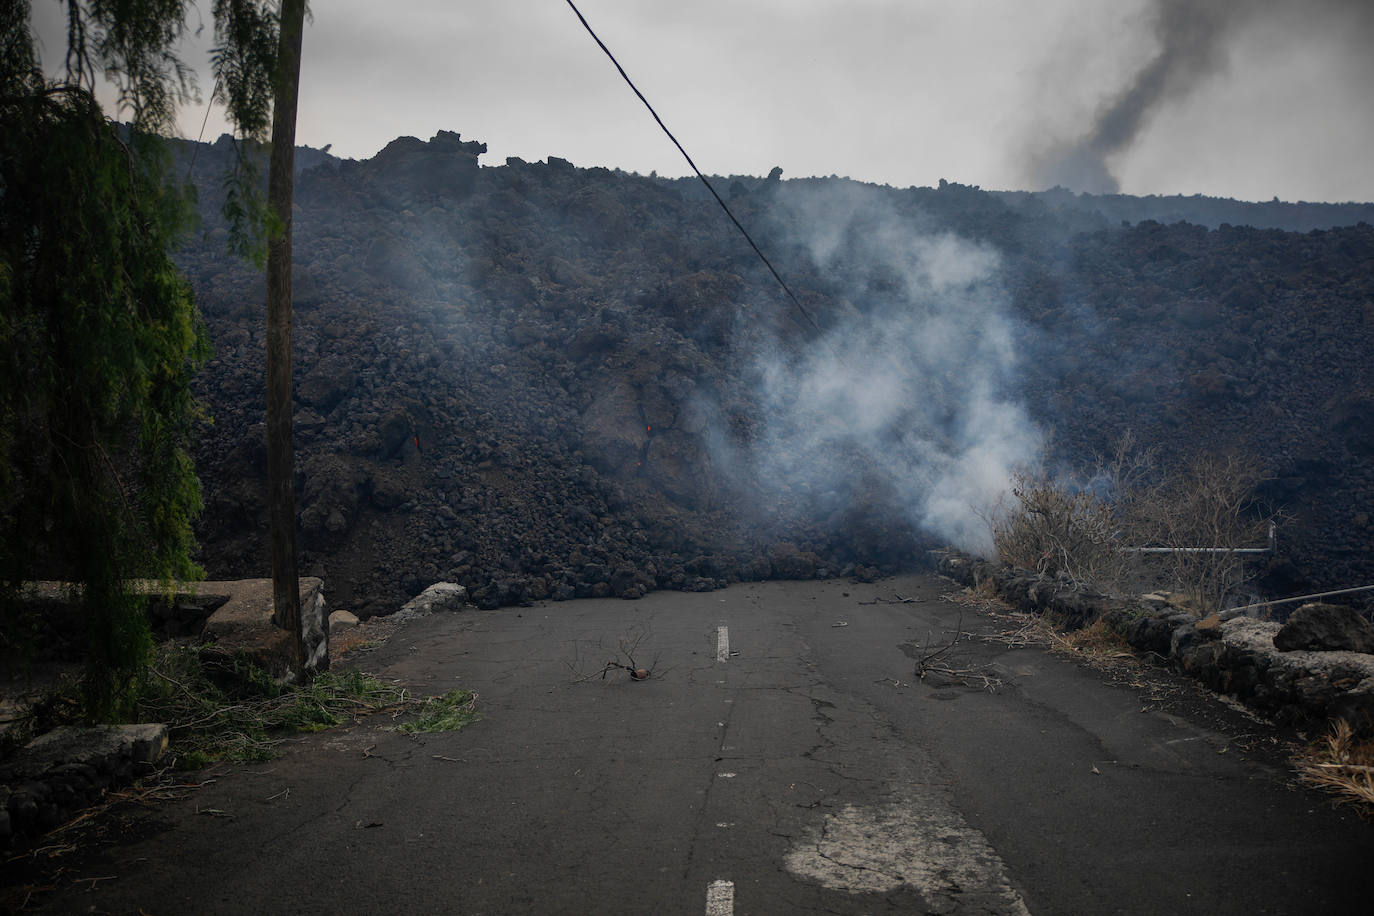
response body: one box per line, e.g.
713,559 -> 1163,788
705,879 -> 734,916
716,626 -> 729,661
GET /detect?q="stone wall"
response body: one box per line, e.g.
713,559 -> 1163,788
0,578 -> 329,852
938,553 -> 1374,735
0,725 -> 167,851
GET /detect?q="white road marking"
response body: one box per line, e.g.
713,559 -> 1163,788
705,879 -> 734,916
716,626 -> 729,661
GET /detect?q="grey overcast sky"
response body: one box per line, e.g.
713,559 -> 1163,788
31,0 -> 1374,202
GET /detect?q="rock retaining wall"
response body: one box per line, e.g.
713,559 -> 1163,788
938,553 -> 1374,735
0,578 -> 332,854
0,724 -> 167,851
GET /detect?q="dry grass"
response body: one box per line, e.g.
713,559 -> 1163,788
942,586 -> 1014,614
329,615 -> 404,664
942,585 -> 1136,666
1058,618 -> 1134,659
1296,719 -> 1374,815
966,592 -> 1136,670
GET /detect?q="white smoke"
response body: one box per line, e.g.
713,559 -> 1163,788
744,183 -> 1041,556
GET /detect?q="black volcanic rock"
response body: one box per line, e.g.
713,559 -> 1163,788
168,131 -> 1374,616
1274,603 -> 1374,653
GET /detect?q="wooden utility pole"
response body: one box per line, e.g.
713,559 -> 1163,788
266,0 -> 309,674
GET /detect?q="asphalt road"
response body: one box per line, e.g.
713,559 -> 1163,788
22,574 -> 1374,915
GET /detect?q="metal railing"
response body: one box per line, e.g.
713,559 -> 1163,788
1121,521 -> 1276,556
1225,584 -> 1374,617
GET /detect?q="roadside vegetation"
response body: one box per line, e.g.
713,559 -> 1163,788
1296,719 -> 1374,816
987,451 -> 1374,817
3,644 -> 477,768
1,1 -> 308,713
140,648 -> 407,767
992,434 -> 1277,616
954,579 -> 1374,818
391,689 -> 480,736
953,584 -> 1137,669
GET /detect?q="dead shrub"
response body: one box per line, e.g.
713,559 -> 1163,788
1124,451 -> 1275,614
991,433 -> 1151,591
991,469 -> 1121,587
992,434 -> 1277,614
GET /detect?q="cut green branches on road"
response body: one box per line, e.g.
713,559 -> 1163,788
135,643 -> 483,766
390,689 -> 479,735
8,643 -> 480,768
137,646 -> 414,767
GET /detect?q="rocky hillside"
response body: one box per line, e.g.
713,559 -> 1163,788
992,187 -> 1374,234
174,132 -> 1374,616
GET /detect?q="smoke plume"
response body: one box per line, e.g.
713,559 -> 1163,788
1032,0 -> 1374,194
740,183 -> 1041,557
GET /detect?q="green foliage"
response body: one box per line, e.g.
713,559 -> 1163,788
0,1 -> 288,713
211,0 -> 279,141
220,151 -> 274,264
391,689 -> 480,735
212,0 -> 282,263
73,0 -> 199,130
136,645 -> 412,767
0,101 -> 206,713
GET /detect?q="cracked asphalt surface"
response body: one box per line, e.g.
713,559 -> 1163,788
26,574 -> 1374,914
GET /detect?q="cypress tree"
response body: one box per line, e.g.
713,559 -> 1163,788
0,1 -> 284,713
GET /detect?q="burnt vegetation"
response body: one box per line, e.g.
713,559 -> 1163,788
174,133 -> 1373,617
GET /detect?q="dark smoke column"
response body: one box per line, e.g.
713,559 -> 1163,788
1034,0 -> 1246,193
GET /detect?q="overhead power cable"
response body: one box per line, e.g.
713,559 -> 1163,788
184,77 -> 221,182
562,0 -> 822,335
